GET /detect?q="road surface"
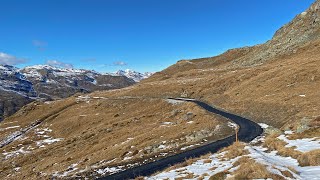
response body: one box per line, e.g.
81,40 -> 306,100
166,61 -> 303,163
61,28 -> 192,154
99,98 -> 263,180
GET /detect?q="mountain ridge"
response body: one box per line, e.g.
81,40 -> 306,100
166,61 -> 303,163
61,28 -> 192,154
0,64 -> 152,121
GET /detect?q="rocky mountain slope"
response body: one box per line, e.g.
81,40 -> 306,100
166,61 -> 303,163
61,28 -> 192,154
114,69 -> 153,82
0,0 -> 320,179
0,65 -> 145,121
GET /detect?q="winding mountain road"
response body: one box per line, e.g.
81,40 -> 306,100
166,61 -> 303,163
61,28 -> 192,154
99,98 -> 263,180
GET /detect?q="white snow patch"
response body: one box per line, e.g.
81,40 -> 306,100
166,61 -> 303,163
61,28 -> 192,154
96,166 -> 124,175
2,147 -> 30,159
52,163 -> 79,177
228,121 -> 238,129
149,133 -> 320,180
284,130 -> 294,135
278,135 -> 320,152
0,126 -> 20,131
162,122 -> 173,125
258,123 -> 269,129
36,138 -> 63,147
165,99 -> 184,105
148,151 -> 240,180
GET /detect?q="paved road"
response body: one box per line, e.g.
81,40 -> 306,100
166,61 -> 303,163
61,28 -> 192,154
99,98 -> 263,180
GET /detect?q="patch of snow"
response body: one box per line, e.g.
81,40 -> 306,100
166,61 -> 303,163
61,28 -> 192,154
148,151 -> 241,180
36,138 -> 63,147
113,69 -> 153,82
227,121 -> 238,129
0,126 -> 20,131
2,147 -> 30,159
284,130 -> 294,135
14,167 -> 21,171
149,133 -> 320,180
123,156 -> 133,161
95,166 -> 124,175
278,135 -> 320,152
180,144 -> 195,151
165,99 -> 184,105
158,145 -> 167,149
161,122 -> 173,125
258,123 -> 269,129
52,163 -> 79,177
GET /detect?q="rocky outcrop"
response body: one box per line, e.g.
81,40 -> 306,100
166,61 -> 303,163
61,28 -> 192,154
233,0 -> 320,67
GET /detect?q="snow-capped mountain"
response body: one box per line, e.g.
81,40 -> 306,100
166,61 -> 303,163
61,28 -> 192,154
0,64 -> 136,121
19,65 -> 136,99
0,65 -> 37,98
114,69 -> 154,82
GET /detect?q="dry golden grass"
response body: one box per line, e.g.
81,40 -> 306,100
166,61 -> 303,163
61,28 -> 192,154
0,97 -> 232,179
280,170 -> 294,178
220,142 -> 248,160
203,159 -> 212,164
288,126 -> 320,140
184,172 -> 195,179
231,157 -> 283,180
298,149 -> 320,166
165,157 -> 199,172
209,171 -> 227,180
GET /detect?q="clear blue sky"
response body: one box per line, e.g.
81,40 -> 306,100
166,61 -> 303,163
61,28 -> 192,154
0,0 -> 315,73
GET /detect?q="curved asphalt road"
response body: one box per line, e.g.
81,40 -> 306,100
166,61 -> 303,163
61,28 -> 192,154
98,98 -> 263,180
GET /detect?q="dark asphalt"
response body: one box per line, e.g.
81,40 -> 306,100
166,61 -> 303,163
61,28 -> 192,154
98,98 -> 263,180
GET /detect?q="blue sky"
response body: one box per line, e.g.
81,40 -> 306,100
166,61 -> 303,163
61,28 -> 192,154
0,0 -> 315,73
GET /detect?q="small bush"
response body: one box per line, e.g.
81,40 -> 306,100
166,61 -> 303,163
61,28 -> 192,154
298,149 -> 320,166
209,171 -> 227,180
232,157 -> 272,179
221,142 -> 248,160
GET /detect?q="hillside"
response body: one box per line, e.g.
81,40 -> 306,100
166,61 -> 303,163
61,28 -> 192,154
0,0 -> 320,179
0,65 -> 154,121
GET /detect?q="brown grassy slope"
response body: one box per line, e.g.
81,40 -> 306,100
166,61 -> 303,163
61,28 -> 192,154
0,96 -> 232,179
98,40 -> 320,129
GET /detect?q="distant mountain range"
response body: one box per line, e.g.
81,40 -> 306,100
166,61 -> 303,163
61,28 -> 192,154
114,69 -> 154,82
0,64 -> 153,120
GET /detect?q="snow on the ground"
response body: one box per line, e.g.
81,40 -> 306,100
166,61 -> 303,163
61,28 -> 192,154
147,151 -> 241,180
0,125 -> 20,131
2,147 -> 30,159
245,146 -> 300,179
180,143 -> 201,151
1,127 -> 63,161
258,123 -> 269,129
246,135 -> 320,180
278,134 -> 320,153
36,138 -> 63,147
95,166 -> 124,175
165,99 -> 185,105
76,95 -> 91,103
227,121 -> 238,129
284,130 -> 294,135
147,124 -> 320,180
52,163 -> 80,177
